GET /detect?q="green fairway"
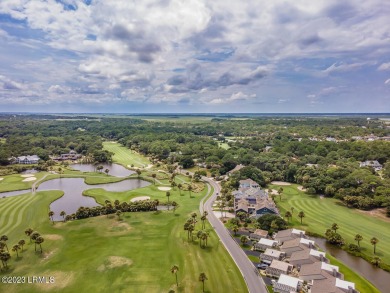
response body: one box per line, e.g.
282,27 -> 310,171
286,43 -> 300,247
0,172 -> 47,193
103,141 -> 150,168
0,159 -> 247,293
272,184 -> 390,265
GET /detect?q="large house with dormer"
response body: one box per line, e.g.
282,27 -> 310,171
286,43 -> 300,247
233,179 -> 279,218
12,155 -> 40,164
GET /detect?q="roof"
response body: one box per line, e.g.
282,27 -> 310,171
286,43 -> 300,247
259,238 -> 278,246
239,178 -> 258,185
310,249 -> 326,258
300,238 -> 315,246
299,262 -> 322,276
263,248 -> 283,257
322,262 -> 339,273
336,278 -> 355,290
289,249 -> 310,262
280,238 -> 302,249
275,229 -> 293,238
292,228 -> 305,235
277,274 -> 300,288
251,229 -> 268,237
269,260 -> 292,271
17,155 -> 40,160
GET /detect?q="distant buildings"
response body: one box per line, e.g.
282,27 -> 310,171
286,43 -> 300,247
53,150 -> 81,161
11,155 -> 40,164
233,179 -> 278,218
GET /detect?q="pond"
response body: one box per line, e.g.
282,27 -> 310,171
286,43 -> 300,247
311,236 -> 390,292
70,163 -> 134,177
39,178 -> 150,221
0,189 -> 30,198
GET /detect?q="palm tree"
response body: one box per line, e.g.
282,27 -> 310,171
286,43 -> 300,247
31,232 -> 40,252
355,234 -> 363,247
201,215 -> 206,229
12,244 -> 20,258
197,230 -> 203,247
0,251 -> 11,269
116,210 -> 122,220
232,225 -> 239,236
48,211 -> 55,224
171,265 -> 179,287
0,235 -> 8,251
240,235 -> 248,246
201,231 -> 209,247
25,228 -> 33,243
278,187 -> 283,201
290,207 -> 294,215
105,168 -> 110,176
152,173 -> 156,185
136,169 -> 142,178
331,223 -> 339,232
166,191 -> 171,209
298,211 -> 305,224
60,211 -> 66,222
371,237 -> 379,254
284,211 -> 292,223
188,184 -> 193,197
35,236 -> 44,253
178,183 -> 182,196
58,167 -> 62,178
199,272 -> 208,293
371,256 -> 381,267
18,239 -> 25,252
188,224 -> 195,242
191,212 -> 197,226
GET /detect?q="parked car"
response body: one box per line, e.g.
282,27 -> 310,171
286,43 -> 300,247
257,263 -> 268,270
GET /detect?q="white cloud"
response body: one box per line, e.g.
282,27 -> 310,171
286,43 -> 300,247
385,78 -> 390,85
323,62 -> 365,74
378,63 -> 390,71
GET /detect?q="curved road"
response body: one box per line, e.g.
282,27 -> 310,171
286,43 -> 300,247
200,176 -> 268,293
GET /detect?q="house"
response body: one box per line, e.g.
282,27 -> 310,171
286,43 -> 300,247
289,249 -> 327,268
260,249 -> 286,264
233,179 -> 278,218
227,164 -> 245,176
57,150 -> 81,161
254,238 -> 278,251
249,229 -> 268,241
280,238 -> 315,257
275,228 -> 306,244
359,160 -> 382,171
299,262 -> 342,282
273,274 -> 302,293
311,273 -> 359,293
265,260 -> 293,278
14,155 -> 40,164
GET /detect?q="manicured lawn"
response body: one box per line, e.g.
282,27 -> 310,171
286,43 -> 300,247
103,141 -> 150,168
271,184 -> 389,265
0,155 -> 247,292
0,172 -> 48,193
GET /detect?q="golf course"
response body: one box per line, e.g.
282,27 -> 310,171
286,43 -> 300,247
0,148 -> 247,292
271,184 -> 389,264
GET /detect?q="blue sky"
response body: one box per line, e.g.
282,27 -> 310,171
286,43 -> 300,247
0,0 -> 389,113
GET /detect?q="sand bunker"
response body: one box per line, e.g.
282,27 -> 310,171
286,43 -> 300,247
130,196 -> 150,202
22,177 -> 37,182
0,178 -> 3,181
44,234 -> 63,241
271,181 -> 291,186
158,187 -> 171,191
297,186 -> 307,191
97,256 -> 133,272
21,174 -> 35,178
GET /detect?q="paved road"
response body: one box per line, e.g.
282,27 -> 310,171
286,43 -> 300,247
201,176 -> 268,293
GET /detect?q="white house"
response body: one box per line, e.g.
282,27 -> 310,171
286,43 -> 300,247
273,274 -> 302,293
14,155 -> 40,164
254,238 -> 278,251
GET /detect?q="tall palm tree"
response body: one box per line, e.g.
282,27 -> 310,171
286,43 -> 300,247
31,232 -> 40,252
298,211 -> 305,224
240,235 -> 248,246
201,215 -> 206,229
35,236 -> 44,253
48,211 -> 55,224
152,173 -> 156,185
105,168 -> 109,176
0,235 -> 8,251
12,244 -> 20,258
25,228 -> 34,243
201,231 -> 209,247
331,223 -> 339,232
197,231 -> 203,247
166,191 -> 171,207
199,272 -> 208,293
191,212 -> 197,226
278,187 -> 283,201
60,211 -> 66,222
178,183 -> 182,196
232,225 -> 239,236
371,256 -> 381,267
18,239 -> 25,252
188,184 -> 193,197
116,210 -> 122,220
284,211 -> 292,223
136,169 -> 142,178
188,224 -> 195,242
170,265 -> 179,287
355,234 -> 363,247
371,237 -> 379,254
0,251 -> 11,269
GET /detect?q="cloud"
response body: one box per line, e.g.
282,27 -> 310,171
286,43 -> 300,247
207,92 -> 256,104
378,63 -> 390,71
0,75 -> 25,90
323,62 -> 365,74
385,79 -> 390,85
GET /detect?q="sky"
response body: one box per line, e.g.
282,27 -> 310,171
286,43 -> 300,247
0,0 -> 389,113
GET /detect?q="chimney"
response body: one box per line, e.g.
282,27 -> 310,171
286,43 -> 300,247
348,286 -> 354,293
332,268 -> 337,277
319,254 -> 324,261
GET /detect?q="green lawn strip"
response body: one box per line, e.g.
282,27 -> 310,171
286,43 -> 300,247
326,254 -> 380,293
271,184 -> 389,265
103,141 -> 150,167
0,172 -> 48,192
247,254 -> 259,262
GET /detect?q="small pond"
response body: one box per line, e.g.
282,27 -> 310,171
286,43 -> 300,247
70,163 -> 134,177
